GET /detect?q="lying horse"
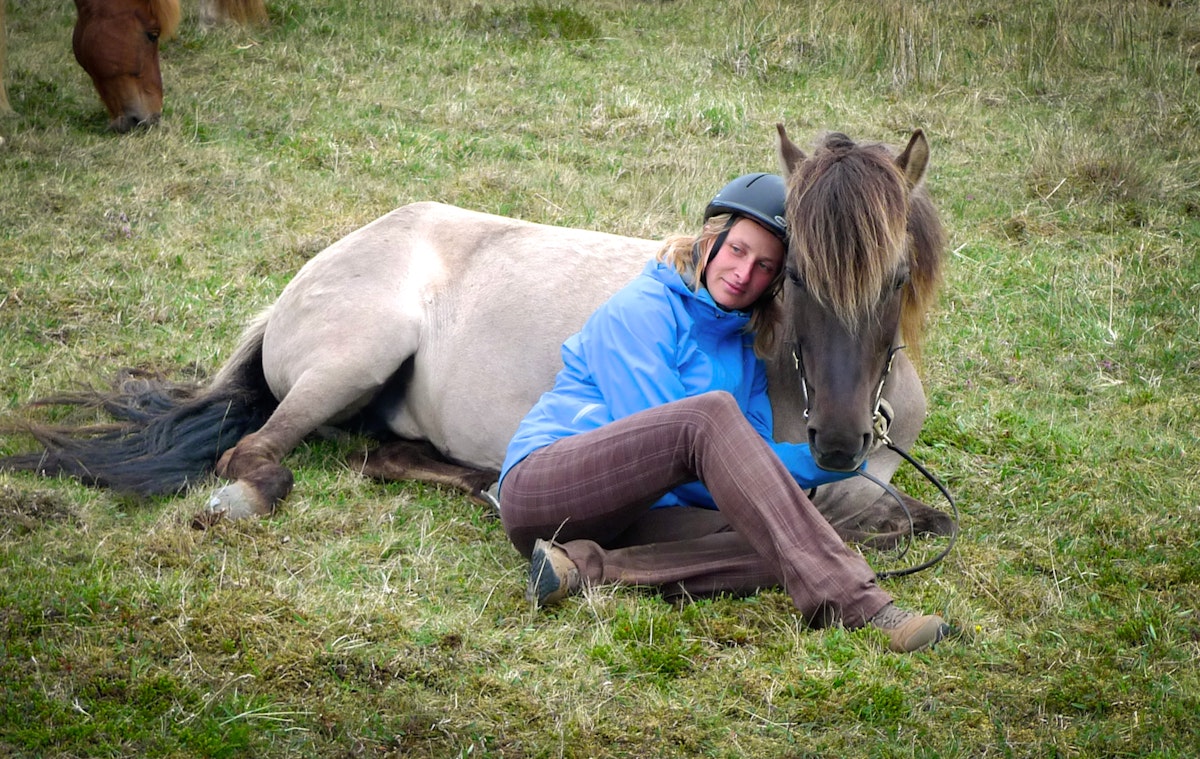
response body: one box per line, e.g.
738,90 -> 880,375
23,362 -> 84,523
1,126 -> 954,546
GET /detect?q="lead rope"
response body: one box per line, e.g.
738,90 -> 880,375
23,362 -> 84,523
856,442 -> 960,579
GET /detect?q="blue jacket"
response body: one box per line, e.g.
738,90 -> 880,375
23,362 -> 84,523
500,259 -> 854,508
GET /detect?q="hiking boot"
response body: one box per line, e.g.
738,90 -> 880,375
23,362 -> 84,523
526,538 -> 581,607
869,603 -> 950,653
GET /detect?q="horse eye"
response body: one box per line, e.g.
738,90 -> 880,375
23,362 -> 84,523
147,31 -> 160,43
893,267 -> 911,291
786,267 -> 805,289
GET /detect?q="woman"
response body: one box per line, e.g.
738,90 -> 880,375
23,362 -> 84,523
497,173 -> 950,653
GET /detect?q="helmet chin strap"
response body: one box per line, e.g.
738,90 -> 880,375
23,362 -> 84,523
692,220 -> 735,287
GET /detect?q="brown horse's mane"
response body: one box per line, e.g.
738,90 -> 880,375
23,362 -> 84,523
782,130 -> 944,362
205,0 -> 268,26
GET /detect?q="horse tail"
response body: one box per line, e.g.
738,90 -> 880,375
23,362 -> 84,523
0,311 -> 278,497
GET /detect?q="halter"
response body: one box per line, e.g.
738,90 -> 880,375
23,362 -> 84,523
791,341 -> 900,442
790,340 -> 958,578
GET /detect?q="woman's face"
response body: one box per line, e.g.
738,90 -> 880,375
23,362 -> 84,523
703,218 -> 785,311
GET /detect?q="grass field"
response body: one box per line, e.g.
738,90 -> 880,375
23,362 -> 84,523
2,0 -> 1200,756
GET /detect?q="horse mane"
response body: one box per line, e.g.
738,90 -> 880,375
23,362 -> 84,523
782,130 -> 944,362
205,0 -> 268,26
150,0 -> 183,40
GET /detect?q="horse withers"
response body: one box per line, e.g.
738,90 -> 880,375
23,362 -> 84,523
1,126 -> 953,547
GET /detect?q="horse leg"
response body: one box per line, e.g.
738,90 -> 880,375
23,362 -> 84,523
1,0 -> 11,115
809,352 -> 956,547
194,366 -> 391,526
358,439 -> 498,503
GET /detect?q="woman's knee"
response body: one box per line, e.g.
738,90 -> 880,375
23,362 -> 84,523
685,390 -> 735,412
685,391 -> 745,428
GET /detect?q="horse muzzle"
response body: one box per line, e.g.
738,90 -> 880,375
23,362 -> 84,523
110,111 -> 160,133
808,426 -> 873,473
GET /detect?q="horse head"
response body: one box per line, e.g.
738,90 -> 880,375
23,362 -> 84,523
776,124 -> 944,472
72,0 -> 181,132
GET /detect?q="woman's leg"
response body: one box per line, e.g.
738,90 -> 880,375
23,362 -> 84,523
500,391 -> 891,626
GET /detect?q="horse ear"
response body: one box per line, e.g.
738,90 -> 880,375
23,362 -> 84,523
777,123 -> 806,174
895,129 -> 930,188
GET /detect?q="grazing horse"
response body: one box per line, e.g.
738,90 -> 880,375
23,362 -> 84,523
1,126 -> 954,546
72,0 -> 181,131
1,0 -> 258,125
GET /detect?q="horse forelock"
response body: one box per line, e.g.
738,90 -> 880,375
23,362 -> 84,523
150,0 -> 183,39
75,0 -> 181,38
784,138 -> 911,334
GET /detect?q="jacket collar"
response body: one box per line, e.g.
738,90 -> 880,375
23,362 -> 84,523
643,259 -> 753,333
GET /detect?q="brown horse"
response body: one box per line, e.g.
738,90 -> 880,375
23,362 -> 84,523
1,126 -> 953,547
0,0 -> 259,129
71,0 -> 181,131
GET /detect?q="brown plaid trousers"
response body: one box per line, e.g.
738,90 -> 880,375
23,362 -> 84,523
499,391 -> 891,627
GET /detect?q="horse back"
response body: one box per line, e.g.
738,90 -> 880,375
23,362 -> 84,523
261,202 -> 659,469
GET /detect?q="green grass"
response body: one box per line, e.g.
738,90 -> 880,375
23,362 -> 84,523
3,0 -> 1200,756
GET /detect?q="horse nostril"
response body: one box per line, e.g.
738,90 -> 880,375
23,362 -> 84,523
806,426 -> 870,472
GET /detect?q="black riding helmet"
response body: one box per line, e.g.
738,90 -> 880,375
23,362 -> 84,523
703,172 -> 788,243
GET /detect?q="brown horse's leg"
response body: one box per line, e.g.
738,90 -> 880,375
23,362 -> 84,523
199,0 -> 267,27
1,0 -> 11,115
359,440 -> 498,503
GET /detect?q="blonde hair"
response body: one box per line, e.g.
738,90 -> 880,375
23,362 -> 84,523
656,214 -> 785,358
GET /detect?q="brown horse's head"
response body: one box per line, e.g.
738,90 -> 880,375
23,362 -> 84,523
777,124 -> 944,472
72,0 -> 181,132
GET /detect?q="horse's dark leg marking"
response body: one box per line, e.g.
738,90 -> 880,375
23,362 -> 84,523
191,432 -> 294,527
217,432 -> 294,501
360,440 -> 499,503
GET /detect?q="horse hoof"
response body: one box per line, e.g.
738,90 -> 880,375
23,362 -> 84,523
191,481 -> 267,529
